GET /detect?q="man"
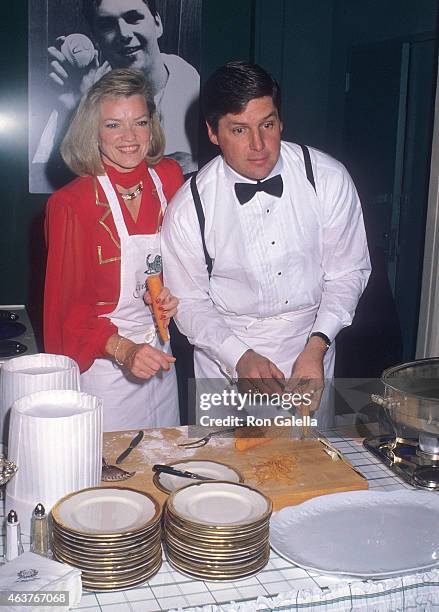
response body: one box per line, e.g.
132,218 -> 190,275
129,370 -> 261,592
31,0 -> 199,190
161,61 -> 371,428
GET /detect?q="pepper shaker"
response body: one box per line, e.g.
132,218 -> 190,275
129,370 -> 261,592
5,510 -> 24,561
30,503 -> 50,557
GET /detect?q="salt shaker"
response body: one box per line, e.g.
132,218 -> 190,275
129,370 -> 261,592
5,510 -> 24,561
30,503 -> 50,557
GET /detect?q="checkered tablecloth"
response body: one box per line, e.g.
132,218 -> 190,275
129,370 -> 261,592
2,428 -> 439,611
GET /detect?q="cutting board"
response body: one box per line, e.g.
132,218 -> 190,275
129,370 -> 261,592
103,427 -> 368,511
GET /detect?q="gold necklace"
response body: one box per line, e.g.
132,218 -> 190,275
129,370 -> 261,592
120,181 -> 143,201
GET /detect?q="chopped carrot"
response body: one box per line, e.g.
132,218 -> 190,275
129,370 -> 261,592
234,427 -> 272,451
146,274 -> 169,343
235,437 -> 272,451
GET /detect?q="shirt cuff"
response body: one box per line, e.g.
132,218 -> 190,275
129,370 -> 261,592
217,335 -> 250,381
310,313 -> 344,344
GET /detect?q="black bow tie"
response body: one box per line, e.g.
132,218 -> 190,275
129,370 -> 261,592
234,174 -> 283,205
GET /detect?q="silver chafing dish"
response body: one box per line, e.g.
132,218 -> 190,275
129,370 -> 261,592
367,358 -> 439,489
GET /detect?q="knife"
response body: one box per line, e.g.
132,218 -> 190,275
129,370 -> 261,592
317,437 -> 366,479
115,431 -> 144,464
152,464 -> 212,481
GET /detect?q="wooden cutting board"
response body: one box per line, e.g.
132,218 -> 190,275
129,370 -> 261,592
102,427 -> 368,511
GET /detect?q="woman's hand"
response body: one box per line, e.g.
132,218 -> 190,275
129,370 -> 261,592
124,342 -> 176,379
106,335 -> 175,379
144,286 -> 178,328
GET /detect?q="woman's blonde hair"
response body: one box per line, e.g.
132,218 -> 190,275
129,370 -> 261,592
61,68 -> 165,176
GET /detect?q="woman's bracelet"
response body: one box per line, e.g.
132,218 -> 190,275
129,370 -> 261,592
114,336 -> 126,367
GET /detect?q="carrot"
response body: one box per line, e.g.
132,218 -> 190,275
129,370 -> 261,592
234,426 -> 272,451
235,437 -> 272,451
146,274 -> 169,343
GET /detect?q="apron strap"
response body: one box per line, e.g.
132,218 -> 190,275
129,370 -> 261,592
148,168 -> 168,216
97,174 -> 129,239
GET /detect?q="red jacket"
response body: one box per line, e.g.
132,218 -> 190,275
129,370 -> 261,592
44,158 -> 184,372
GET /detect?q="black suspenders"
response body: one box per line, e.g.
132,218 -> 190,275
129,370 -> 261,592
190,174 -> 213,278
191,145 -> 316,278
300,144 -> 316,192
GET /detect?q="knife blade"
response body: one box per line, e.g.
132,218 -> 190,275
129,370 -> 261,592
115,431 -> 144,464
152,464 -> 212,481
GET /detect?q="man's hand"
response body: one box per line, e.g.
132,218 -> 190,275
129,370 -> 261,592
48,36 -> 111,111
236,349 -> 285,395
284,335 -> 327,411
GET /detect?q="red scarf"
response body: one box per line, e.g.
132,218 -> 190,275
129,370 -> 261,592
104,162 -> 147,189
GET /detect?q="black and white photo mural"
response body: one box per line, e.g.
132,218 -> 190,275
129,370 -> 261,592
29,0 -> 201,193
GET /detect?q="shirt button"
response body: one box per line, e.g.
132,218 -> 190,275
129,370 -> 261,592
266,209 -> 270,213
271,241 -> 275,245
278,272 -> 282,276
285,299 -> 289,304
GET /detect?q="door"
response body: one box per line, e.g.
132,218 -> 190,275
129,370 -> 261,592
342,36 -> 436,362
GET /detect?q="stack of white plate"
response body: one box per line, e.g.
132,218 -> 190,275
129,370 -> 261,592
164,481 -> 272,581
52,487 -> 162,591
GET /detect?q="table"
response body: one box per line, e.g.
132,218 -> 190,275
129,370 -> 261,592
2,424 -> 439,611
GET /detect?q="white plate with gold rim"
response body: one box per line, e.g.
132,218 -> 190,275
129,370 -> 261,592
54,547 -> 161,575
82,558 -> 162,591
166,550 -> 269,582
53,541 -> 159,564
169,482 -> 271,527
153,460 -> 243,494
52,520 -> 159,545
52,487 -> 160,535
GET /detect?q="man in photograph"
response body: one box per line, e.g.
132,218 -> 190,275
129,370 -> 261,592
31,0 -> 199,190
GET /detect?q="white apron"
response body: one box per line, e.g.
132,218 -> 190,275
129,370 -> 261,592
194,307 -> 335,429
81,169 -> 179,432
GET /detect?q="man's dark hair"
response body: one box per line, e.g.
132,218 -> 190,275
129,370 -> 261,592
202,61 -> 281,132
82,0 -> 158,26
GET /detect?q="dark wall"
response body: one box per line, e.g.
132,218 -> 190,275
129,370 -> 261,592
198,0 -> 254,163
255,0 -> 334,149
326,0 -> 438,365
327,0 -> 438,156
0,2 -> 47,343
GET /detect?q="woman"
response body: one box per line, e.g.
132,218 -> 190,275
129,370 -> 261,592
44,68 -> 183,431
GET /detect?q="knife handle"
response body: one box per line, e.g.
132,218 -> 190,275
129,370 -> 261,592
153,464 -> 184,476
115,449 -> 130,465
115,431 -> 144,464
152,464 -> 204,480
